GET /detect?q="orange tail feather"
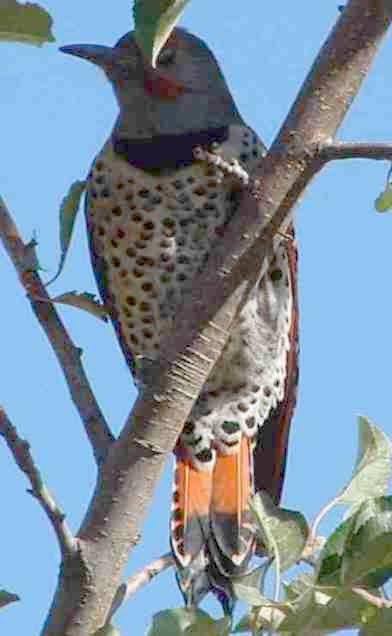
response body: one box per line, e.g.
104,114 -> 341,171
209,437 -> 255,576
171,438 -> 255,608
171,452 -> 213,567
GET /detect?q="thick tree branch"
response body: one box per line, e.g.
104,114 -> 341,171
320,141 -> 392,162
0,197 -> 114,464
40,2 -> 392,634
0,406 -> 75,557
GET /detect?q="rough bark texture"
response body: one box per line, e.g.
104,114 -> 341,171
3,1 -> 390,634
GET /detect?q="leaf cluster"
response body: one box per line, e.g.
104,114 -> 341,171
146,418 -> 392,636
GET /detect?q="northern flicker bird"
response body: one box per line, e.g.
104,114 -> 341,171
61,28 -> 299,612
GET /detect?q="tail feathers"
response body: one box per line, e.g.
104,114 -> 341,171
175,550 -> 211,608
171,438 -> 255,610
252,396 -> 293,505
171,453 -> 212,567
171,453 -> 212,606
209,436 -> 255,576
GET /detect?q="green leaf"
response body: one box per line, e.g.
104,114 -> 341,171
250,605 -> 288,633
146,609 -> 228,636
231,561 -> 271,605
133,0 -> 190,66
234,607 -> 288,635
359,607 -> 392,635
324,588 -> 381,627
316,516 -> 353,586
235,605 -> 289,634
375,185 -> 392,212
278,588 -> 330,633
185,614 -> 231,636
147,608 -> 209,636
50,291 -> 108,322
0,589 -> 19,608
93,625 -> 121,636
318,497 -> 392,589
279,587 -> 370,634
0,1 -> 54,45
232,612 -> 253,634
232,563 -> 272,606
46,180 -> 86,286
283,573 -> 315,601
233,583 -> 272,608
339,417 -> 392,507
232,581 -> 290,632
250,491 -> 309,572
341,496 -> 392,587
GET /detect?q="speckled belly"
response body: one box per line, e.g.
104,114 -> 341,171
85,125 -> 293,469
86,125 -> 265,360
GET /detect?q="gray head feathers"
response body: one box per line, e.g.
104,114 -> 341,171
60,28 -> 243,138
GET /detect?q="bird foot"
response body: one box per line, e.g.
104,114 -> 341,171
193,145 -> 250,186
194,146 -> 293,243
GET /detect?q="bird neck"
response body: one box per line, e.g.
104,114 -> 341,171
111,126 -> 230,172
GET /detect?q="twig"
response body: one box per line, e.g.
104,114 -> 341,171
0,406 -> 76,557
269,546 -> 282,636
301,535 -> 327,566
352,586 -> 392,609
305,496 -> 341,554
106,553 -> 174,622
319,141 -> 392,163
0,197 -> 114,464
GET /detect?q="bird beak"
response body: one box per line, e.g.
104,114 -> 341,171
59,44 -> 116,68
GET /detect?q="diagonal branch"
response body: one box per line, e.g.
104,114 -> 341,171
320,141 -> 392,162
0,406 -> 76,558
0,197 -> 114,464
107,553 -> 174,623
39,2 -> 392,634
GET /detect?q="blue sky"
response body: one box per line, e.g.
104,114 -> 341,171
1,2 -> 392,634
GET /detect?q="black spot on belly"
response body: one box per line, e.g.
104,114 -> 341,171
195,448 -> 213,463
222,421 -> 240,435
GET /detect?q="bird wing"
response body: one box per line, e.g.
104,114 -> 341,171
252,228 -> 299,505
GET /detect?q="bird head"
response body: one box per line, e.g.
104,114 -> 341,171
60,28 -> 241,138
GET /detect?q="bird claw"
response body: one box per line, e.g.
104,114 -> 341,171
193,145 -> 250,186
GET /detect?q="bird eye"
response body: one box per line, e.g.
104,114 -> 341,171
158,48 -> 176,66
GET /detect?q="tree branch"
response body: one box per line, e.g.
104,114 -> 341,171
320,141 -> 392,163
38,1 -> 392,633
0,406 -> 76,557
107,553 -> 174,623
352,586 -> 392,609
0,197 -> 114,464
